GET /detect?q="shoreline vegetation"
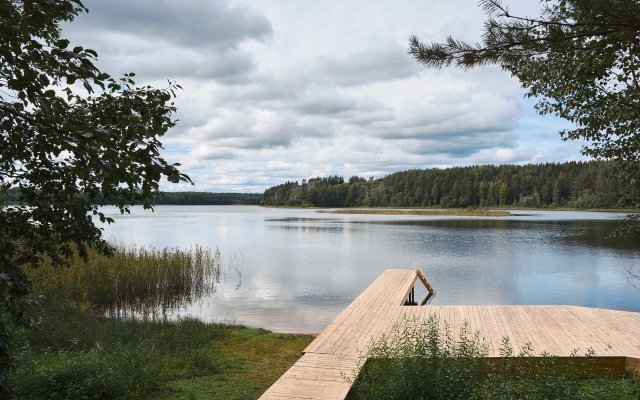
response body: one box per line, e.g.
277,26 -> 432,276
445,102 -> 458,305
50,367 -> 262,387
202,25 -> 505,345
1,188 -> 262,206
153,192 -> 261,205
13,245 -> 313,399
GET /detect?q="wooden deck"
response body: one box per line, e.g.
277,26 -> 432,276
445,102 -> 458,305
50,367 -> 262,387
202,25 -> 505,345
260,269 -> 640,399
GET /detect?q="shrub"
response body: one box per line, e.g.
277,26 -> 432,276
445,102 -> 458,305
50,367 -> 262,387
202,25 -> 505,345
347,315 -> 489,400
347,315 -> 640,400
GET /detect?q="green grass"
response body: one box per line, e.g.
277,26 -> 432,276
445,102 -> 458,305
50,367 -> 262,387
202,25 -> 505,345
158,328 -> 313,400
11,304 -> 313,399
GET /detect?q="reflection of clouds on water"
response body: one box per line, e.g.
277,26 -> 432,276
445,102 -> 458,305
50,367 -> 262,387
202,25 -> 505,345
176,256 -> 354,331
220,250 -> 249,290
100,206 -> 640,332
269,224 -> 346,233
514,264 -> 638,310
180,300 -> 342,333
265,217 -> 335,223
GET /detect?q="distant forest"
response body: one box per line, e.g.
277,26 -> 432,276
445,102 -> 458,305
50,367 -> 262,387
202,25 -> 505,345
261,161 -> 638,209
153,192 -> 261,205
1,189 -> 261,206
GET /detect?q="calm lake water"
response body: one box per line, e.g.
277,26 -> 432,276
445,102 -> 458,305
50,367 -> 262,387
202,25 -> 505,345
100,206 -> 640,332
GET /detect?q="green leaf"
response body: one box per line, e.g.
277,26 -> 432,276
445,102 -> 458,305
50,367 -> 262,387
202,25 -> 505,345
55,39 -> 70,49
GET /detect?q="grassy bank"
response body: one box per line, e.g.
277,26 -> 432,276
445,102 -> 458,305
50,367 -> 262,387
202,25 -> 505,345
317,207 -> 511,217
10,304 -> 312,399
12,246 -> 313,399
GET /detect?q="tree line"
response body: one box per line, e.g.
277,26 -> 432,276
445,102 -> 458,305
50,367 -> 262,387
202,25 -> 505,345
260,161 -> 637,209
154,192 -> 261,205
1,188 -> 261,206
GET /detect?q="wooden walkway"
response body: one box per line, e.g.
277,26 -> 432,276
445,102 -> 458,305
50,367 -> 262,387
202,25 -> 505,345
260,269 -> 640,399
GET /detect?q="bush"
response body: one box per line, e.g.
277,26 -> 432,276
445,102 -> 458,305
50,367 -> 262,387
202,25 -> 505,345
347,315 -> 489,400
347,315 -> 640,400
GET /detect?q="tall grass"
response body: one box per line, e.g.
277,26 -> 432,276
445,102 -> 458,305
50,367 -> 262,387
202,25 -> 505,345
11,303 -> 227,399
347,315 -> 640,400
347,315 -> 490,399
26,245 -> 221,317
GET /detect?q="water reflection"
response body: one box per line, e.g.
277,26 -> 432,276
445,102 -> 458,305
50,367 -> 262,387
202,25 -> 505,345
100,206 -> 640,332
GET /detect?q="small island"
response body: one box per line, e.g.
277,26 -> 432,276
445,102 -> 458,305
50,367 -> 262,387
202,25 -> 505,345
317,208 -> 511,217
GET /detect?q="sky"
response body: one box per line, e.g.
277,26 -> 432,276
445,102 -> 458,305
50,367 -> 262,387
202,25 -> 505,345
62,0 -> 587,193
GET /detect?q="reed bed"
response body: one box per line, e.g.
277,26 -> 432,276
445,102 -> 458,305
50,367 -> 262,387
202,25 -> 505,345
26,245 -> 221,317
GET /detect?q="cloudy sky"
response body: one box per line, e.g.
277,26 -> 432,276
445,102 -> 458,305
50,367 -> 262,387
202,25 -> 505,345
63,0 -> 586,193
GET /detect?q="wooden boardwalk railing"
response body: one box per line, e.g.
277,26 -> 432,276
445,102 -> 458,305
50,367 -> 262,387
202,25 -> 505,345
260,269 -> 640,400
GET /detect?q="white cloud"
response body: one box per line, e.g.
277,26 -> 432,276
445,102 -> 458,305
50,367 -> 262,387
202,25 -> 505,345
61,0 -> 584,192
74,0 -> 272,50
64,0 -> 271,81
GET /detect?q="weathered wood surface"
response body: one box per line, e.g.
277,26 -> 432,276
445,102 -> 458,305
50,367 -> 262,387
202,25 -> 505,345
259,269 -> 640,399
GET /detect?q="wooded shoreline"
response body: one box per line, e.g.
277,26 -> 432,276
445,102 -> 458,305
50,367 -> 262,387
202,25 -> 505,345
261,161 -> 638,210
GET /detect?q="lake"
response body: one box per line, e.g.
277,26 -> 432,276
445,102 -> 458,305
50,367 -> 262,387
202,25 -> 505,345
100,206 -> 640,332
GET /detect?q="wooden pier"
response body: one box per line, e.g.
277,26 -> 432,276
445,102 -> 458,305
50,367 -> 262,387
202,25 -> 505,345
260,269 -> 640,399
